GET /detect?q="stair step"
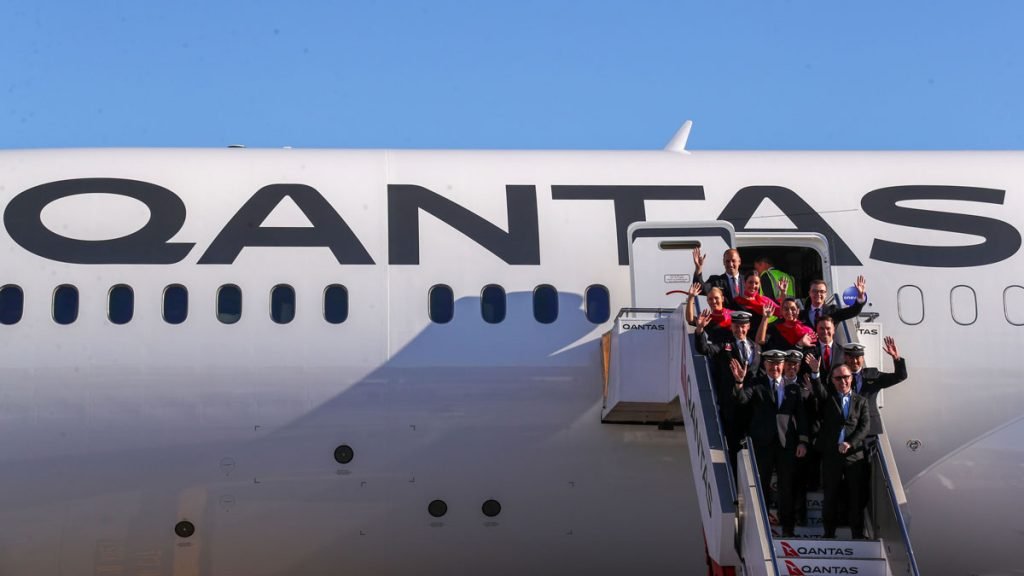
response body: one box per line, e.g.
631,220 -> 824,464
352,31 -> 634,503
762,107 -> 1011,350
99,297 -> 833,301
774,538 -> 884,559
777,557 -> 888,576
805,491 -> 824,511
767,508 -> 823,529
777,524 -> 853,539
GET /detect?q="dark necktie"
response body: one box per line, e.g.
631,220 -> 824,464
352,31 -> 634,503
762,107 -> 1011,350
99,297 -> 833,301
823,345 -> 832,372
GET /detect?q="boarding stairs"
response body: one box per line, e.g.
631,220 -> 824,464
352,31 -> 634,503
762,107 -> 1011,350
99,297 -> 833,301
601,305 -> 920,575
601,221 -> 921,575
739,433 -> 916,576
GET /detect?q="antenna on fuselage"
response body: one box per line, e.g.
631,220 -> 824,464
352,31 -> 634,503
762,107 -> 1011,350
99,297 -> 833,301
664,120 -> 693,153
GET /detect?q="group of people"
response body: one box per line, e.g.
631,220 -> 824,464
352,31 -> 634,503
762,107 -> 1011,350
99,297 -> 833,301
685,248 -> 908,539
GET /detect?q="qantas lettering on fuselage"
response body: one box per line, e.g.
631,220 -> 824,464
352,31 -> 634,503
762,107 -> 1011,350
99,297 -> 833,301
2,178 -> 1020,268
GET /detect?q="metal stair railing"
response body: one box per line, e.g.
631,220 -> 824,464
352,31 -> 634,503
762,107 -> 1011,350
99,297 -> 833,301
736,438 -> 779,576
868,437 -> 921,576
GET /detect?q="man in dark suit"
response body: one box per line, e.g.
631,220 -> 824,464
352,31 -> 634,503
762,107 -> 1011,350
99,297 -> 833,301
812,316 -> 845,377
800,276 -> 868,329
809,362 -> 871,539
696,310 -> 761,468
692,247 -> 744,309
730,350 -> 808,537
843,338 -> 908,436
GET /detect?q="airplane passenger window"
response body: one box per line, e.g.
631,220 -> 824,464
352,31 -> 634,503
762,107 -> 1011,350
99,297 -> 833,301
481,284 -> 506,324
53,284 -> 79,325
324,284 -> 348,324
0,285 -> 24,325
1003,285 -> 1024,326
108,284 -> 134,325
950,285 -> 977,326
533,284 -> 558,324
163,285 -> 188,324
585,284 -> 610,324
429,284 -> 454,323
271,284 -> 295,324
897,285 -> 924,326
217,284 -> 242,324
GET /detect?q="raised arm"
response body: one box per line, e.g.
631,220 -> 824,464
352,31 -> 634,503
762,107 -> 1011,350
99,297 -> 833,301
832,275 -> 867,323
684,282 -> 702,326
804,354 -> 830,401
878,336 -> 908,388
692,248 -> 706,284
730,359 -> 755,404
694,311 -> 719,356
755,302 -> 771,345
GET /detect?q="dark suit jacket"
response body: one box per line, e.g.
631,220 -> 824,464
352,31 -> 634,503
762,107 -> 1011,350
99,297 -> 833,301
799,297 -> 865,329
697,331 -> 761,422
694,271 -> 744,310
853,357 -> 908,435
811,341 -> 845,377
733,375 -> 808,450
810,377 -> 870,462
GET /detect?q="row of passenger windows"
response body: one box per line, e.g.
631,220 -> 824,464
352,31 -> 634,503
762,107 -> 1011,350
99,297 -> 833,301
0,284 -> 349,325
890,284 -> 1024,327
0,284 -> 612,326
428,284 -> 610,325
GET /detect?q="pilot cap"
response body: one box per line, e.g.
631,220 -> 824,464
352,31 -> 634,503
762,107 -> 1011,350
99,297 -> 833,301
843,343 -> 866,357
785,350 -> 804,363
731,311 -> 752,325
762,350 -> 787,363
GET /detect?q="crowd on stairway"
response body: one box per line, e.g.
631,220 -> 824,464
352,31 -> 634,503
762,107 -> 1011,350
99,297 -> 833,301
685,248 -> 909,539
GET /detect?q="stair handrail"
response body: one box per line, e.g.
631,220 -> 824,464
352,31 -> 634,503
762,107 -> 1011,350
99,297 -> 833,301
739,437 -> 780,576
868,437 -> 921,576
677,304 -> 740,569
688,299 -> 737,494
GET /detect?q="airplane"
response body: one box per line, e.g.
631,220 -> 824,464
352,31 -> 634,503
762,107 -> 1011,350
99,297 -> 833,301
0,129 -> 1020,575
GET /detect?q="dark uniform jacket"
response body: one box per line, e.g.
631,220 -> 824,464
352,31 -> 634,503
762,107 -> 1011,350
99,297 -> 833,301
853,357 -> 908,436
733,375 -> 808,450
696,331 -> 761,422
693,271 -> 744,310
810,376 -> 871,462
799,298 -> 865,329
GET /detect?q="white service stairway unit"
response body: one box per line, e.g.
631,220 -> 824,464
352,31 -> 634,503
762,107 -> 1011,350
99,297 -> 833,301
600,308 -> 684,424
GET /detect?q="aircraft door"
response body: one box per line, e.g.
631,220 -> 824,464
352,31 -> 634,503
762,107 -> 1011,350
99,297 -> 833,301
627,221 -> 736,309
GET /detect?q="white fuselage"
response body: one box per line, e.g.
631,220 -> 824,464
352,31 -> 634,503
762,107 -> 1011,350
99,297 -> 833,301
0,149 -> 1021,575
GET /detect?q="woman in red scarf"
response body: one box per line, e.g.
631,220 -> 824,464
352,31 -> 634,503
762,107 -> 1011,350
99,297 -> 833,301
732,271 -> 782,334
760,297 -> 816,350
685,283 -> 732,340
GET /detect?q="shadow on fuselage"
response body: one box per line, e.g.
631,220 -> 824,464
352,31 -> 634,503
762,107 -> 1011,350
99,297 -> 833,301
1,291 -> 668,575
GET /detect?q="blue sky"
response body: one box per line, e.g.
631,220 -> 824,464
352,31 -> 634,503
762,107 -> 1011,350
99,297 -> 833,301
2,1 -> 1022,150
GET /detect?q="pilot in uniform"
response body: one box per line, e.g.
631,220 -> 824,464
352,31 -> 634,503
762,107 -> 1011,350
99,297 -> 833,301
732,350 -> 808,537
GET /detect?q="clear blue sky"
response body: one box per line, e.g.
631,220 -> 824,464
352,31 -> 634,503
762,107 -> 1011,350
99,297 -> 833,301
2,1 -> 1022,150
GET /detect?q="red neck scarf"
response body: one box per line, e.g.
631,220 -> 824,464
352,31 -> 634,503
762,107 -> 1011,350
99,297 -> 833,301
734,293 -> 780,316
709,308 -> 732,329
774,319 -> 814,345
